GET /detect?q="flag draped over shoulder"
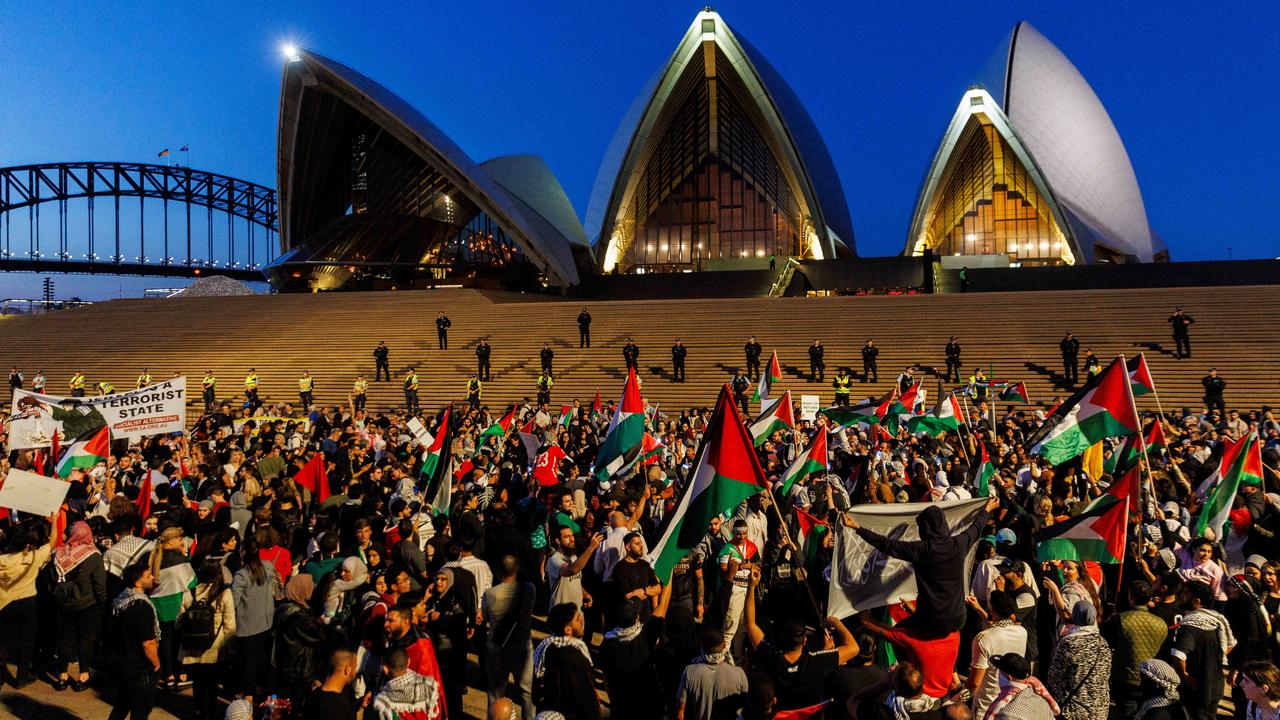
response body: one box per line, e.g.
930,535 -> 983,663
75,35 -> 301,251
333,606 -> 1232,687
750,390 -> 794,447
753,351 -> 782,403
55,426 -> 110,478
648,385 -> 768,582
150,561 -> 197,622
778,427 -> 828,496
1037,496 -> 1128,564
1196,432 -> 1263,539
593,368 -> 647,482
1026,356 -> 1139,465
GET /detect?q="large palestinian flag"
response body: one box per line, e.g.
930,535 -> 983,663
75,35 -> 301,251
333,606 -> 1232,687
906,391 -> 963,436
151,560 -> 198,622
753,350 -> 782,403
1126,354 -> 1156,397
820,390 -> 894,428
422,407 -> 454,516
648,385 -> 768,582
55,426 -> 110,478
1026,356 -> 1139,465
1196,432 -> 1263,539
750,390 -> 794,447
778,427 -> 828,496
884,383 -> 924,434
1036,496 -> 1129,564
593,368 -> 647,482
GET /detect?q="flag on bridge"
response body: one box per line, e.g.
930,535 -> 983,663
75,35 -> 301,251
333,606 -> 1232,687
1026,356 -> 1138,465
157,148 -> 170,158
648,385 -> 768,582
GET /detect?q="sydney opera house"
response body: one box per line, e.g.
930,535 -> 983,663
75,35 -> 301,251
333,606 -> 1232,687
267,11 -> 1162,293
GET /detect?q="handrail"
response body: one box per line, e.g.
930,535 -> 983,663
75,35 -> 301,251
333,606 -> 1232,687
767,257 -> 800,297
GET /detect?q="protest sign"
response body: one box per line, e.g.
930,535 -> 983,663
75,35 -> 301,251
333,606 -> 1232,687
8,378 -> 187,450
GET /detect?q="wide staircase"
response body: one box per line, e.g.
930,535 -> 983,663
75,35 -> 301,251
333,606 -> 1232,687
2,286 -> 1277,423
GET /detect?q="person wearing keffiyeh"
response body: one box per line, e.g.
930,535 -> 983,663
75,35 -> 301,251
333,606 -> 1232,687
984,653 -> 1059,720
1047,600 -> 1111,720
1133,659 -> 1186,720
534,602 -> 598,720
1173,579 -> 1235,720
51,521 -> 106,691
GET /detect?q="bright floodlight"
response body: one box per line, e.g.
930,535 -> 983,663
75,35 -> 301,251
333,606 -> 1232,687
281,43 -> 301,62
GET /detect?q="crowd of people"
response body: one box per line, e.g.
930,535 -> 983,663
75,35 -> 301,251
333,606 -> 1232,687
0,307 -> 1278,720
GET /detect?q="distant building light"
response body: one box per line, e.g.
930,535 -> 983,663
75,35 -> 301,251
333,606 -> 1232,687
965,234 -> 976,243
281,43 -> 301,62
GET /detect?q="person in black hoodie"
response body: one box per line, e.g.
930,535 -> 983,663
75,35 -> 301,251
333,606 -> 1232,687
840,495 -> 998,638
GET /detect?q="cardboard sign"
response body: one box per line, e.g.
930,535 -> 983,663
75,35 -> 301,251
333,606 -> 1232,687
0,468 -> 71,516
799,395 -> 821,421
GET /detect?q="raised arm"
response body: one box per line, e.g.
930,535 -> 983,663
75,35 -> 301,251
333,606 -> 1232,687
744,566 -> 765,650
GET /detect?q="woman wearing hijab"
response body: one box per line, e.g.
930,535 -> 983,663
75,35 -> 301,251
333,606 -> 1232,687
0,520 -> 53,687
49,521 -> 107,691
179,559 -> 236,720
1046,600 -> 1111,720
425,567 -> 470,719
273,573 -> 327,711
321,555 -> 370,631
1133,659 -> 1187,720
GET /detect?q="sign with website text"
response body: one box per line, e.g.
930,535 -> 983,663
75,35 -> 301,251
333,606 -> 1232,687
8,377 -> 186,449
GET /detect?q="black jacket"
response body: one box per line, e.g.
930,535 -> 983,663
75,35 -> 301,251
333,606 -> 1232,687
436,316 -> 451,332
671,345 -> 687,363
53,553 -> 108,611
745,342 -> 762,360
1060,337 -> 1080,357
578,311 -> 591,328
810,345 -> 825,361
855,505 -> 989,635
623,344 -> 640,362
945,342 -> 961,362
476,343 -> 491,359
273,601 -> 328,683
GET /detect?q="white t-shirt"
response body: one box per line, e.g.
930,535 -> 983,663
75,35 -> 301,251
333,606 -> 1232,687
547,551 -> 583,611
595,526 -> 640,582
971,622 -> 1028,718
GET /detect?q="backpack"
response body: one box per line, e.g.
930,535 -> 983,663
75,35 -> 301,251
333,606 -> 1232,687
47,563 -> 90,610
178,592 -> 218,652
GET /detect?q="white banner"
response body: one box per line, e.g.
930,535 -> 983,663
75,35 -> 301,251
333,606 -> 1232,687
799,394 -> 821,421
827,497 -> 987,618
0,468 -> 71,516
8,377 -> 187,449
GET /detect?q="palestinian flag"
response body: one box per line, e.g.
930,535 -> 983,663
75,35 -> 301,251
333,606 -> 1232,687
150,560 -> 198,622
794,507 -> 829,566
778,427 -> 827,496
649,404 -> 661,433
750,390 -> 794,447
136,470 -> 154,521
593,368 -> 647,482
1126,354 -> 1155,397
55,426 -> 110,478
1105,419 -> 1167,476
1036,496 -> 1129,564
1087,463 -> 1139,512
557,405 -> 575,431
480,404 -> 518,441
998,382 -> 1029,404
753,351 -> 782,403
648,385 -> 768,582
906,391 -> 963,436
975,442 -> 997,496
884,383 -> 923,434
589,390 -> 604,424
639,432 -> 665,467
1196,432 -> 1263,539
517,415 -> 541,463
1026,356 -> 1139,465
820,390 -> 894,428
420,407 -> 453,486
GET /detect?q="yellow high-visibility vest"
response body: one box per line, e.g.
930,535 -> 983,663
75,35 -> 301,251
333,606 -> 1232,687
298,376 -> 313,392
136,373 -> 152,388
70,373 -> 85,389
244,374 -> 259,389
353,379 -> 368,394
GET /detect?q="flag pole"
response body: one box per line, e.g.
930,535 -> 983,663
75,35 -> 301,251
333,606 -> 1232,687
760,477 -> 824,621
1119,355 -> 1153,522
1136,353 -> 1190,487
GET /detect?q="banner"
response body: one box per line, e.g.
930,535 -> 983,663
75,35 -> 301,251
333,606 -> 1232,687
827,496 -> 987,618
799,395 -> 820,421
8,378 -> 187,450
0,468 -> 71,516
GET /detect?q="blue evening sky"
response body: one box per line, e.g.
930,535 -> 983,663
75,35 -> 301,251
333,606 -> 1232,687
1,1 -> 1276,299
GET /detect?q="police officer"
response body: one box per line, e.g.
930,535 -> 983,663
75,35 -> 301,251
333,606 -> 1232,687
476,339 -> 492,381
467,374 -> 482,410
403,368 -> 420,414
97,380 -> 115,396
69,370 -> 86,397
540,342 -> 554,378
623,337 -> 640,371
671,338 -> 687,382
577,308 -> 592,348
373,341 -> 391,381
1202,367 -> 1226,420
136,369 -> 152,389
298,371 -> 315,412
536,372 -> 554,406
808,339 -> 825,382
861,340 -> 879,383
1169,307 -> 1195,359
244,369 -> 260,410
731,368 -> 751,415
745,336 -> 763,380
944,337 -> 962,383
1060,331 -> 1080,385
202,370 -> 217,411
832,368 -> 852,407
968,367 -> 988,401
435,311 -> 451,350
353,374 -> 368,412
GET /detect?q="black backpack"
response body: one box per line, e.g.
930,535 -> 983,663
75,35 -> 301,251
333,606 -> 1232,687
47,563 -> 90,610
178,593 -> 218,652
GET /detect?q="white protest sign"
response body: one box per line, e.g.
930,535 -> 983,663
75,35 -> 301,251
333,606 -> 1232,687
799,395 -> 821,421
0,469 -> 71,516
8,378 -> 187,450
